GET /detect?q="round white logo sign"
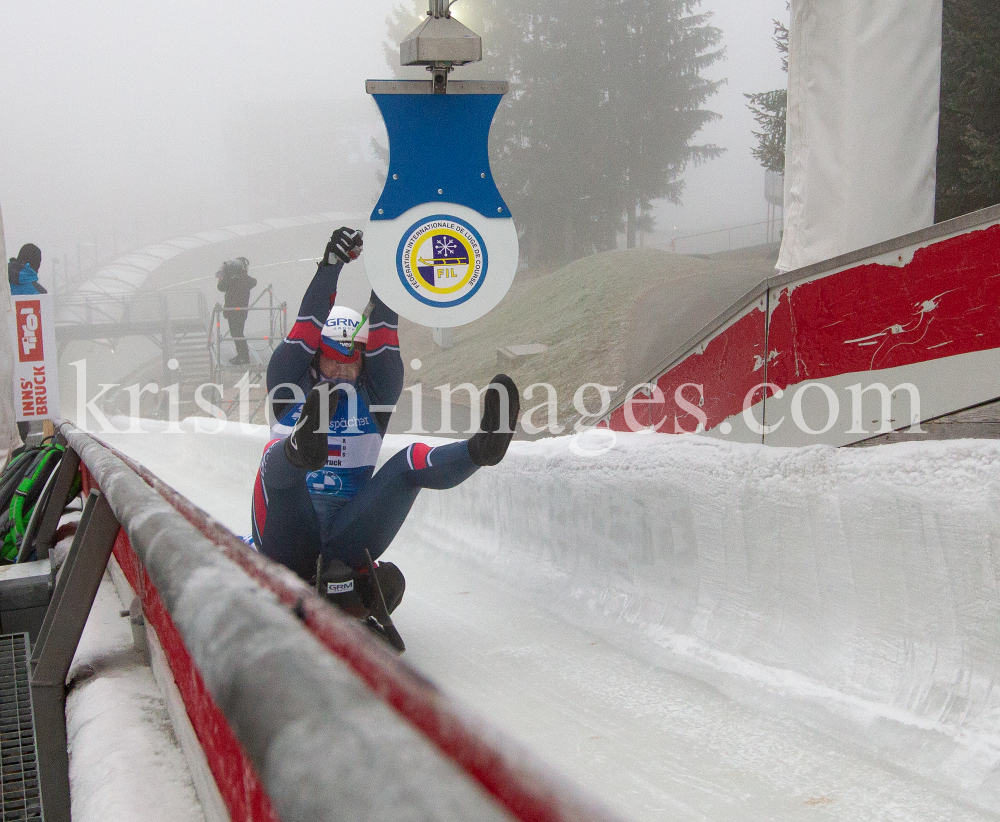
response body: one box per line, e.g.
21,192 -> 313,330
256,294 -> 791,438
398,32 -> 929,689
396,215 -> 488,308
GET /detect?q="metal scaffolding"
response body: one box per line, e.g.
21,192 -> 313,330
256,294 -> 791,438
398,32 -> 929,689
209,285 -> 287,384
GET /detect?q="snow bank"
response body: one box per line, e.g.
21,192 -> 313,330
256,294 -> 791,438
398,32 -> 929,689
101,418 -> 1000,803
391,431 -> 1000,798
67,576 -> 205,822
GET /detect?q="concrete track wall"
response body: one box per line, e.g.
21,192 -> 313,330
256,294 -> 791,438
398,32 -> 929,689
99,419 -> 1000,809
394,431 -> 1000,806
606,204 -> 1000,446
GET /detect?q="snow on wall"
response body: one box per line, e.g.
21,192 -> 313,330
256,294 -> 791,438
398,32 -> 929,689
96,419 -> 1000,801
66,575 -> 206,822
390,431 -> 1000,798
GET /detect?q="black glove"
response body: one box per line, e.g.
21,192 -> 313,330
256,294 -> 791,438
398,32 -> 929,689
324,227 -> 364,265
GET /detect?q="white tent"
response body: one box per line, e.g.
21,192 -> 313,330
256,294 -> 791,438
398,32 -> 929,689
778,0 -> 943,272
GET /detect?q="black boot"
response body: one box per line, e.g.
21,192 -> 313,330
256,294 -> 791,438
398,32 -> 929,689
317,557 -> 369,618
467,374 -> 520,467
284,385 -> 330,470
372,561 -> 405,615
316,557 -> 405,618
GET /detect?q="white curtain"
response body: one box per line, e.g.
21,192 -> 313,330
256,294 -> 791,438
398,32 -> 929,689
0,204 -> 24,455
777,0 -> 943,272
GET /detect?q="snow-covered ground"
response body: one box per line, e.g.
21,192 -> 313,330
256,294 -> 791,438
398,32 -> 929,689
67,574 -> 205,822
75,419 -> 1000,821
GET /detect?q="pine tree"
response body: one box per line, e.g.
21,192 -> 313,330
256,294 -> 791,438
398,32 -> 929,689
602,1 -> 725,249
744,18 -> 788,174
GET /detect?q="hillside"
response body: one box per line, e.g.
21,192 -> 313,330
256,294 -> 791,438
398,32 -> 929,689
398,246 -> 776,427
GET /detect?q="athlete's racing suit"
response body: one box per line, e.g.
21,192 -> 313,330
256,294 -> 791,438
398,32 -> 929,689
252,258 -> 479,581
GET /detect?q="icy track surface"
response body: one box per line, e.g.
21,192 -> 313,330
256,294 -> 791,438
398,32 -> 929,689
99,420 -> 1000,821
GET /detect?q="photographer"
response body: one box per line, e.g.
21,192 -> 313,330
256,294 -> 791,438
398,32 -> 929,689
216,256 -> 256,365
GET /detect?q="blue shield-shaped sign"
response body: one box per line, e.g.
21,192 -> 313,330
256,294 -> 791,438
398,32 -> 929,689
364,80 -> 519,327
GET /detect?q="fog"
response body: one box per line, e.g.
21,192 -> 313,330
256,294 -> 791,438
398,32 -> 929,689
1,0 -> 787,286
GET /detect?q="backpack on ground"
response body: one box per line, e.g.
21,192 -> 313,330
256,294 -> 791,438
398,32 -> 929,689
0,441 -> 74,563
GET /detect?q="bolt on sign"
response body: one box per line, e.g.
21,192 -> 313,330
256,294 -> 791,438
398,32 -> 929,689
12,294 -> 59,422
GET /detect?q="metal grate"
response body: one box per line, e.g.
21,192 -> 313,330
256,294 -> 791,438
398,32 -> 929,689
0,633 -> 42,821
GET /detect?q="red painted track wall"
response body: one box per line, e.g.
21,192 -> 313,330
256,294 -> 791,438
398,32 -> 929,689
607,298 -> 768,435
605,207 -> 1000,445
767,224 -> 1000,387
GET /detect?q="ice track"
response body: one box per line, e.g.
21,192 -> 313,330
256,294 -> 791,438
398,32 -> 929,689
100,420 -> 1000,821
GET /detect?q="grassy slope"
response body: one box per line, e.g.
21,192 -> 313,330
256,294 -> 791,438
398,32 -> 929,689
398,247 -> 763,426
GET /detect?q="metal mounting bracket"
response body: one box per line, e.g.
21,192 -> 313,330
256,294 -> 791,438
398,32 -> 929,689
400,0 -> 482,93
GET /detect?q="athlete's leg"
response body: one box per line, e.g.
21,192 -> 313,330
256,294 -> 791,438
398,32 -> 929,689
252,438 -> 321,580
320,440 -> 477,569
227,309 -> 249,361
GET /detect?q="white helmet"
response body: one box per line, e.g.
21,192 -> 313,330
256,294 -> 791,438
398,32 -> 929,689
319,306 -> 368,361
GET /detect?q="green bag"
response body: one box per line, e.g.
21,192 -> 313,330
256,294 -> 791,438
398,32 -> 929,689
0,442 -> 67,563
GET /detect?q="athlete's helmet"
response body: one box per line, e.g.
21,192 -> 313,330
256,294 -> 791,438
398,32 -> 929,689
319,305 -> 368,362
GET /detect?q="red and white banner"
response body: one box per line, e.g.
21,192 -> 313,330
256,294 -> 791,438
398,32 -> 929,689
12,293 -> 59,422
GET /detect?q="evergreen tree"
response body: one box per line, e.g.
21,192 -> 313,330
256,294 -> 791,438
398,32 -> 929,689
602,1 -> 725,249
745,18 -> 788,174
382,0 -> 724,266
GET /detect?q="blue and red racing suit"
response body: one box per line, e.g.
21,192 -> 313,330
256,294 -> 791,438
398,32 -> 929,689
251,259 -> 478,580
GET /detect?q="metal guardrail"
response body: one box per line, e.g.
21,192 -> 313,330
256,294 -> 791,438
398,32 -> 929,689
645,219 -> 780,255
5,421 -> 625,822
55,290 -> 207,328
29,489 -> 119,822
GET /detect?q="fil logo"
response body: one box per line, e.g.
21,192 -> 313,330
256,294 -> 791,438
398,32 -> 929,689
17,301 -> 44,363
